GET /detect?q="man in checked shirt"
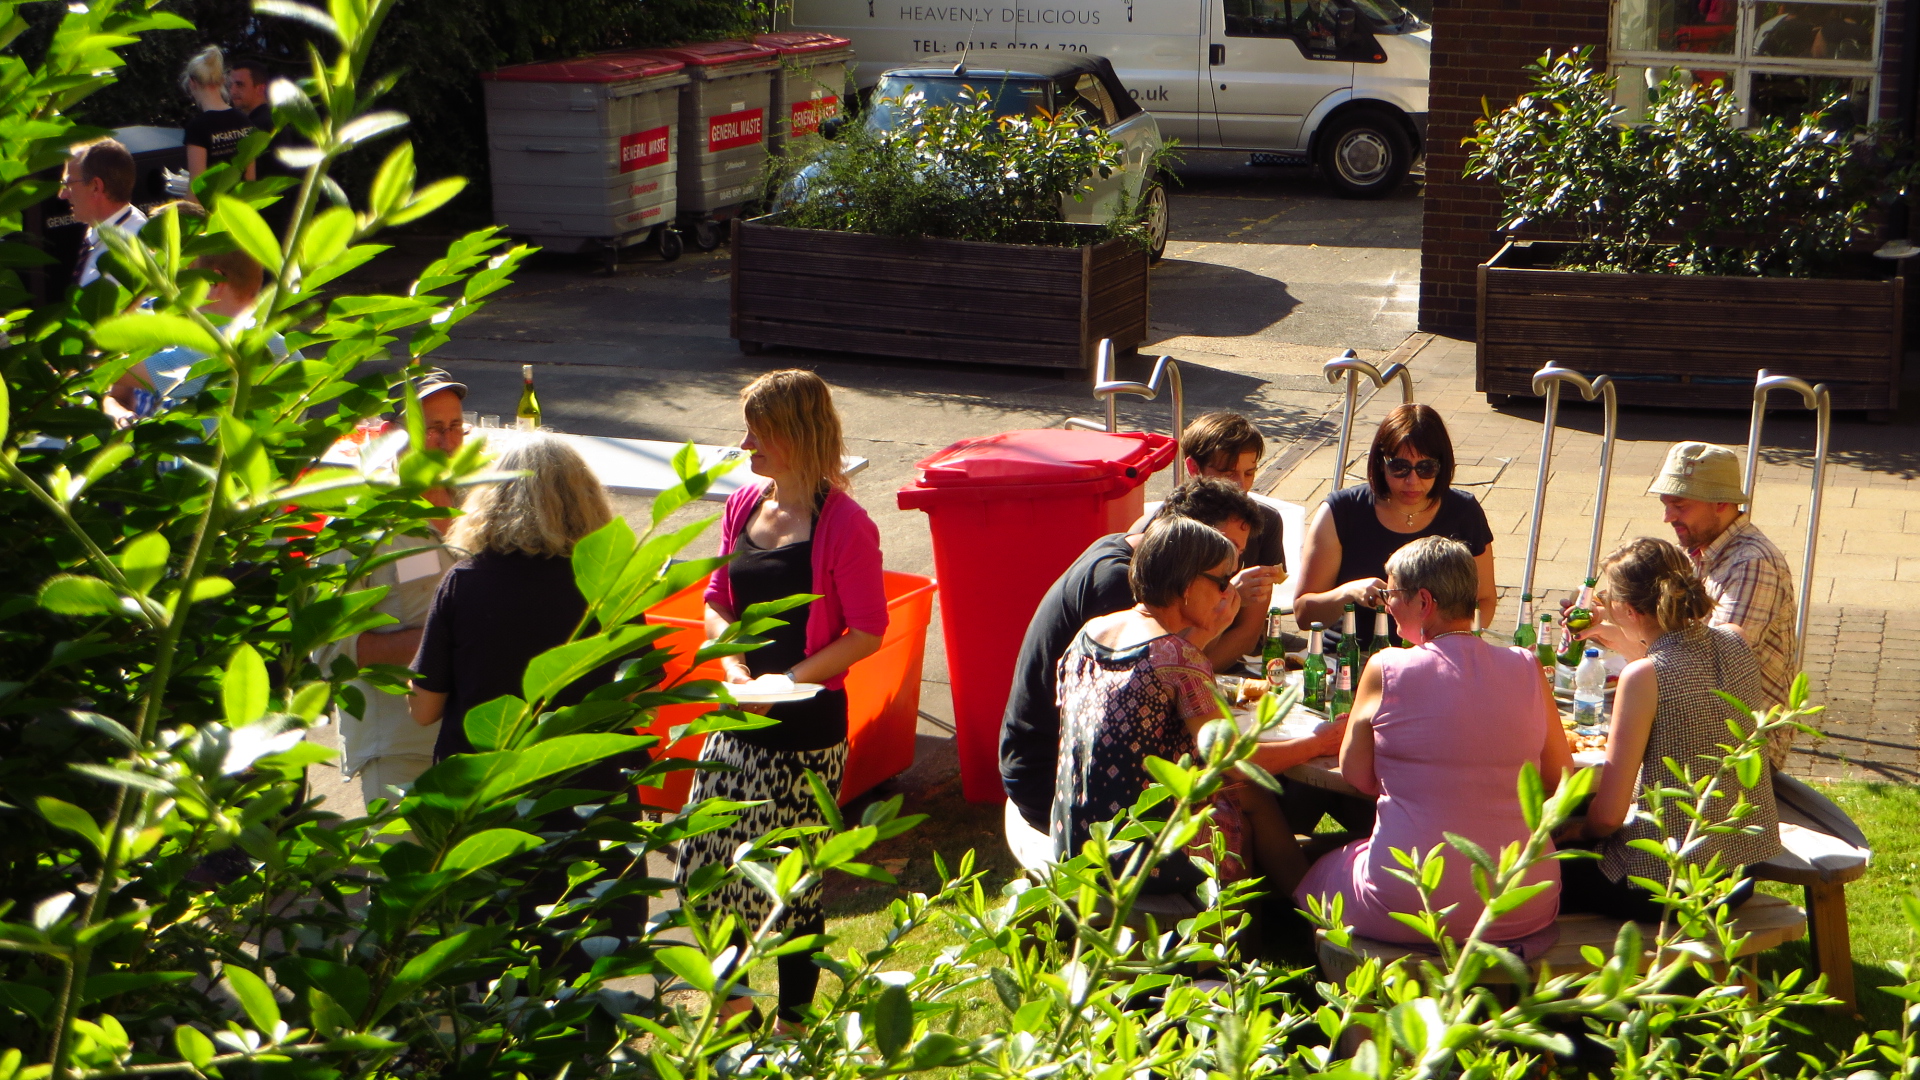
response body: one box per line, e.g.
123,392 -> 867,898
1647,441 -> 1799,768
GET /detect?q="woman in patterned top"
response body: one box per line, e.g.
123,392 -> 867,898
1559,537 -> 1780,920
1053,516 -> 1309,896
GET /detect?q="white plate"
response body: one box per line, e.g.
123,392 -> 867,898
728,683 -> 825,705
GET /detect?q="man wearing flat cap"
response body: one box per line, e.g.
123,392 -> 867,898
316,368 -> 469,805
1649,441 -> 1797,766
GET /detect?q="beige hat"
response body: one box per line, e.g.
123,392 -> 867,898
1647,441 -> 1748,504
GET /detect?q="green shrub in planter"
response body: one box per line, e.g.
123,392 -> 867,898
770,89 -> 1164,249
1464,49 -> 1910,277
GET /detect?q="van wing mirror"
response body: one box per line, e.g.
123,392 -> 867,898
820,115 -> 849,140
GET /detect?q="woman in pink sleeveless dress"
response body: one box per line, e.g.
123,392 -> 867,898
1295,536 -> 1574,945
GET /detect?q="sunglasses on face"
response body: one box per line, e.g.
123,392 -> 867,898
1384,457 -> 1440,479
1199,571 -> 1233,591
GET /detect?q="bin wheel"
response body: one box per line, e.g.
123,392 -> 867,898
738,339 -> 764,356
693,219 -> 722,251
1486,393 -> 1512,406
656,226 -> 683,262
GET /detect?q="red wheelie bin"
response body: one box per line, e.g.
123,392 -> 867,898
897,429 -> 1177,801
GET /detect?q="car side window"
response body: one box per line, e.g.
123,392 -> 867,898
1224,0 -> 1295,37
1069,73 -> 1120,126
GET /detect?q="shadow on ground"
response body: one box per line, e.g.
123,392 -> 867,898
1149,257 -> 1302,336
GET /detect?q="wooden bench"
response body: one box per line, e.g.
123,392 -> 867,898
1315,893 -> 1807,988
1751,821 -> 1871,1014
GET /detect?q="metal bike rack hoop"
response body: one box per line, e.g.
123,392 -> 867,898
1324,350 -> 1416,493
1744,369 -> 1831,671
1517,364 -> 1618,632
1065,339 -> 1186,493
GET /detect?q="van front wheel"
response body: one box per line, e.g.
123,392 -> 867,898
1318,111 -> 1411,199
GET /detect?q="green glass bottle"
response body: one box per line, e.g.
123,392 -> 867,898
1513,592 -> 1537,649
1260,608 -> 1287,681
1334,603 -> 1359,713
1558,578 -> 1597,667
1364,609 -> 1390,668
515,363 -> 542,431
1303,621 -> 1327,710
1535,613 -> 1556,671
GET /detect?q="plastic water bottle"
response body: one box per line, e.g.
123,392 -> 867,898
1573,648 -> 1607,733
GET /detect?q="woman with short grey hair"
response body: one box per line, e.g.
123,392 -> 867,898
1054,517 -> 1310,897
1383,532 -> 1480,619
1295,535 -> 1575,945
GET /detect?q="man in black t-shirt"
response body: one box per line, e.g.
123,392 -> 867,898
999,479 -> 1340,832
229,59 -> 294,236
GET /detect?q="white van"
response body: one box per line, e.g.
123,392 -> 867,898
784,0 -> 1430,196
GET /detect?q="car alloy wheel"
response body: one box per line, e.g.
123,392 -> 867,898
1145,184 -> 1169,263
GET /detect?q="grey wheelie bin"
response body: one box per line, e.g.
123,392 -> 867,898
753,32 -> 855,153
625,41 -> 777,251
482,52 -> 689,264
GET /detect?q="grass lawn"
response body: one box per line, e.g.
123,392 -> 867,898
741,772 -> 1920,1054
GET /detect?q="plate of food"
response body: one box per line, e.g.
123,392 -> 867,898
726,673 -> 825,705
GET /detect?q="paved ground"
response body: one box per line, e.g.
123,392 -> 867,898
308,150 -> 1425,812
308,150 -> 1920,815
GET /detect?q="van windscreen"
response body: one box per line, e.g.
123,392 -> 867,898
868,76 -> 1052,129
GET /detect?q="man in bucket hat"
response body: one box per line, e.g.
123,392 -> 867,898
1648,441 -> 1797,766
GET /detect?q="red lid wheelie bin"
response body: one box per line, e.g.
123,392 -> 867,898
897,429 -> 1177,801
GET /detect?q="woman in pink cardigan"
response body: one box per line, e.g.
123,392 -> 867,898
673,369 -> 888,1033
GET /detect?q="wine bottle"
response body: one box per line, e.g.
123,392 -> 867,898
516,363 -> 542,431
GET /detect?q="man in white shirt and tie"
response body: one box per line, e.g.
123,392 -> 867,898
61,138 -> 147,288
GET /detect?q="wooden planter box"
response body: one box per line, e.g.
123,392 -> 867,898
1477,241 -> 1903,414
730,217 -> 1149,372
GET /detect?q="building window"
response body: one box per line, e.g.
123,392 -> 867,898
1610,0 -> 1882,127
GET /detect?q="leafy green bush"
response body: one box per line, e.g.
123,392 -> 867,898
1465,49 -> 1909,276
771,89 -> 1160,247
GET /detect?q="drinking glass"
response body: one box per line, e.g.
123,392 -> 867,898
479,415 -> 501,429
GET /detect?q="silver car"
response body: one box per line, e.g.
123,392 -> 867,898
849,54 -> 1170,261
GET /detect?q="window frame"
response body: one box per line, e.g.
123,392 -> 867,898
1607,0 -> 1885,126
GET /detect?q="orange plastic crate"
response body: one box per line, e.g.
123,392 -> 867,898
635,570 -> 936,811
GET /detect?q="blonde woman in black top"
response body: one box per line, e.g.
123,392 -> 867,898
179,46 -> 255,181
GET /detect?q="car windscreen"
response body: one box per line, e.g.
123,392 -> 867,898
1347,0 -> 1425,32
867,75 -> 1052,129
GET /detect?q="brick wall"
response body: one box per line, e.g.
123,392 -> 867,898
1417,0 -> 1610,336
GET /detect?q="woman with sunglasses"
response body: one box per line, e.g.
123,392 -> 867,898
1054,517 -> 1311,898
1294,403 -> 1496,651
